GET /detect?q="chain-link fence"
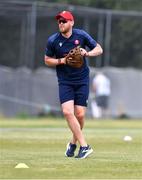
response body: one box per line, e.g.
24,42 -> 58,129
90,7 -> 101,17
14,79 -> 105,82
1,1 -> 142,69
0,1 -> 142,118
0,66 -> 142,118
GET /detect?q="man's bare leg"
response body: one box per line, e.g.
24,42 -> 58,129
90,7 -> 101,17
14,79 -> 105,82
70,105 -> 86,144
61,100 -> 87,146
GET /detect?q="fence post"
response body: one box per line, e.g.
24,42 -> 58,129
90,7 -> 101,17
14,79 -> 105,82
29,2 -> 37,69
104,12 -> 112,66
96,15 -> 104,67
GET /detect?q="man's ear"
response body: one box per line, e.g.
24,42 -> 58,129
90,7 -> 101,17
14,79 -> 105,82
71,20 -> 74,26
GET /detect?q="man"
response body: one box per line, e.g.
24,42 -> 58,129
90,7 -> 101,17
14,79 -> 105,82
92,72 -> 111,118
44,11 -> 103,159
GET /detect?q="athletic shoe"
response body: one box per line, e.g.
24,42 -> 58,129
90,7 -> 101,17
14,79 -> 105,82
65,143 -> 77,157
75,145 -> 93,159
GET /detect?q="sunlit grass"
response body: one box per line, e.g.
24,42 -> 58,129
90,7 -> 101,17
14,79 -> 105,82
0,117 -> 142,179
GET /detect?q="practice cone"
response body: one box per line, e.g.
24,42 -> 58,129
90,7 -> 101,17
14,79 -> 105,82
15,163 -> 29,168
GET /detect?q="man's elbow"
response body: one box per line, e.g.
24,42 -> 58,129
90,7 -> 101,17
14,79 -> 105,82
100,47 -> 103,55
98,44 -> 103,55
44,56 -> 51,66
44,59 -> 49,66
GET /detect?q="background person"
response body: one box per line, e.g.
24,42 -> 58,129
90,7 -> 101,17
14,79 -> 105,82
92,72 -> 111,118
44,11 -> 103,159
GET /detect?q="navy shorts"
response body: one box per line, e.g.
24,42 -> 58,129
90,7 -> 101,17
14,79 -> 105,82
59,83 -> 89,107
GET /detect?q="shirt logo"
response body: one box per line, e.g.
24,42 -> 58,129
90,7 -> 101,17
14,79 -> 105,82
74,39 -> 80,45
59,42 -> 62,47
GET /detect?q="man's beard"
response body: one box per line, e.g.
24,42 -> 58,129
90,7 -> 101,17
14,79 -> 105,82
59,26 -> 70,34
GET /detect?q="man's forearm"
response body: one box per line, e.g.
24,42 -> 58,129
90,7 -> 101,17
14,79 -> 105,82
87,43 -> 103,57
44,56 -> 65,66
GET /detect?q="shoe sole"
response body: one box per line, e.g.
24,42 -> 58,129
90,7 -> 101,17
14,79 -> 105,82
80,148 -> 93,159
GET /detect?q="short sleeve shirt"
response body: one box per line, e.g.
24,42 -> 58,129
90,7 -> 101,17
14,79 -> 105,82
45,28 -> 97,84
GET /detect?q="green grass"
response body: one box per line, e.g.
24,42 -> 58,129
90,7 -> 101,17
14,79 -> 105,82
0,117 -> 142,179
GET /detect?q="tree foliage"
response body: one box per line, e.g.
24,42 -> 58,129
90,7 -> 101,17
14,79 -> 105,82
44,0 -> 142,11
41,0 -> 142,68
1,0 -> 142,69
111,17 -> 142,68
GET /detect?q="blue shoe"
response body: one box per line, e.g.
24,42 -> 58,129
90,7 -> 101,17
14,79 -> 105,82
75,145 -> 93,159
65,143 -> 77,157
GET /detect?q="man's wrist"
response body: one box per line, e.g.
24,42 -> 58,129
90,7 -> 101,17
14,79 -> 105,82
86,51 -> 90,57
58,58 -> 61,65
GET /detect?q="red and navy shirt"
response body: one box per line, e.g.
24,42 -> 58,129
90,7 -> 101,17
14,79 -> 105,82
45,28 -> 97,84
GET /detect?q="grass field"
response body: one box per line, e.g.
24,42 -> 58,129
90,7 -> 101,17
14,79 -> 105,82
0,117 -> 142,179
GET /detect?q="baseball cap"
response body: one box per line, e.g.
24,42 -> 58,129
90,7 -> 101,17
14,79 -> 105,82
56,11 -> 74,21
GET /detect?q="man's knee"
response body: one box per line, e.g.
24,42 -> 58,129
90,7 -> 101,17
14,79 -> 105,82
75,111 -> 85,120
62,108 -> 74,118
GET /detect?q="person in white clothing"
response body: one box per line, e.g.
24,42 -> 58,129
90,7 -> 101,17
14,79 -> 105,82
92,72 -> 111,118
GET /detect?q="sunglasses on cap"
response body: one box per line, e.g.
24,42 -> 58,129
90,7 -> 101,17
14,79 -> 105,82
58,19 -> 68,24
